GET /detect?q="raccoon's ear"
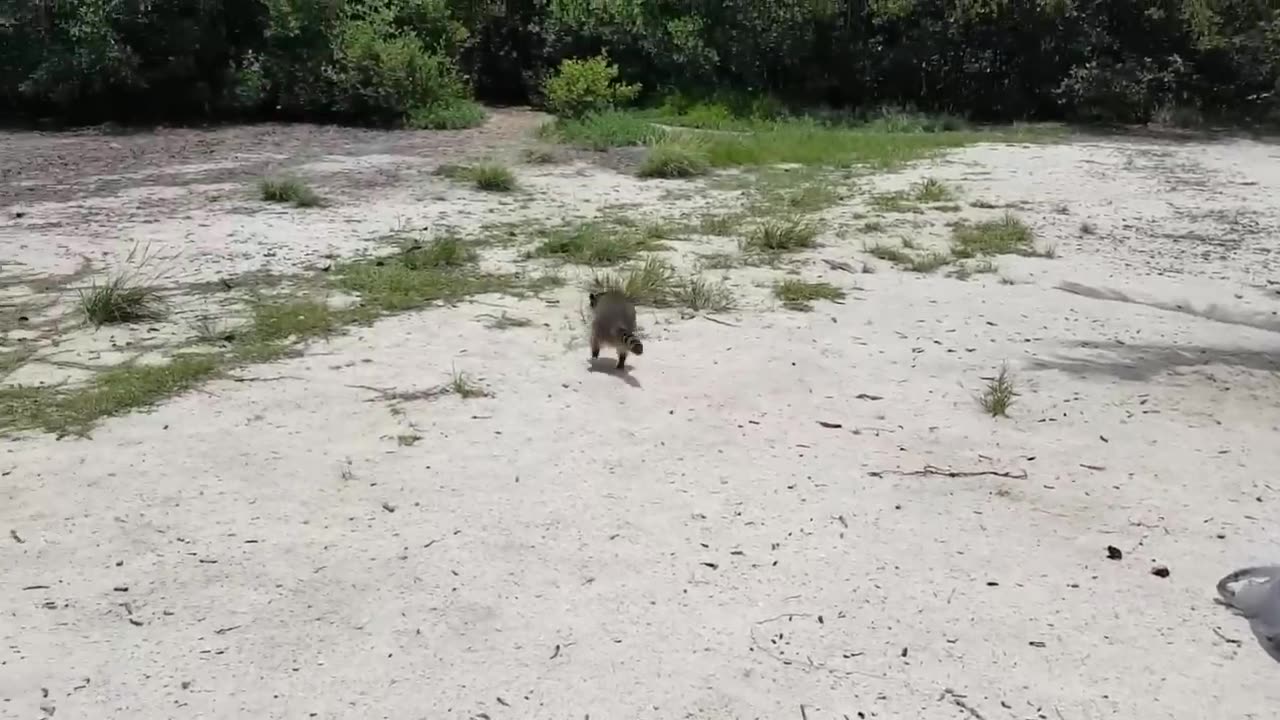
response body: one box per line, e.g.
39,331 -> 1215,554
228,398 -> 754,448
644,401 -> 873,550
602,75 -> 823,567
588,291 -> 600,307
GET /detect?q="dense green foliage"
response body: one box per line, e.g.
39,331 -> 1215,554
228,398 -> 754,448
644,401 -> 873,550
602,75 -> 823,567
2,0 -> 1277,126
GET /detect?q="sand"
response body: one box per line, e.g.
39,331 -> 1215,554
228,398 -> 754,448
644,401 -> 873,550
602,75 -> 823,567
2,111 -> 1279,719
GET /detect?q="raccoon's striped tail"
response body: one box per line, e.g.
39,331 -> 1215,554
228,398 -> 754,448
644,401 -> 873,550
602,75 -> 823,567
618,330 -> 644,355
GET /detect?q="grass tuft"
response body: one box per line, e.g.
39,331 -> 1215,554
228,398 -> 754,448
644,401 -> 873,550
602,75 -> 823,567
471,163 -> 517,192
637,135 -> 711,178
773,279 -> 846,310
79,243 -> 169,327
80,276 -> 167,327
912,177 -> 955,202
531,222 -> 667,265
401,235 -> 478,269
671,276 -> 735,312
741,216 -> 819,253
591,256 -> 677,306
978,363 -> 1018,418
951,212 -> 1037,257
448,369 -> 490,399
259,176 -> 324,207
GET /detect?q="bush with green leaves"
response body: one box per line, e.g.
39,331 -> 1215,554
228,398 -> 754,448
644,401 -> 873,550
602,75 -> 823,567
541,53 -> 641,119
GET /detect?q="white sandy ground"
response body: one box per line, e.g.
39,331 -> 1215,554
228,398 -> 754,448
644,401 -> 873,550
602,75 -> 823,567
3,122 -> 1280,719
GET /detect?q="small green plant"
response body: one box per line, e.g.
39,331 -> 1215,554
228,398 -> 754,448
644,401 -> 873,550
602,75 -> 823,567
543,53 -> 641,118
259,176 -> 324,207
742,216 -> 819,253
471,163 -> 517,192
773,279 -> 846,310
592,256 -> 678,306
978,363 -> 1018,417
434,162 -> 517,191
397,433 -> 423,446
638,136 -> 711,178
402,235 -> 477,269
861,220 -> 887,232
79,245 -> 170,327
448,368 -> 490,398
671,276 -> 735,312
407,99 -> 487,130
912,177 -> 955,202
952,212 -> 1036,257
1079,221 -> 1097,235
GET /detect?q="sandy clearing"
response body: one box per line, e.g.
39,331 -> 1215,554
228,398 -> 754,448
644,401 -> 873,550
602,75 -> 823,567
2,115 -> 1280,719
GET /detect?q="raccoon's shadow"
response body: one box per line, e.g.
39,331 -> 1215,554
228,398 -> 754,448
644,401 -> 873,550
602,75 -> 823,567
587,358 -> 642,388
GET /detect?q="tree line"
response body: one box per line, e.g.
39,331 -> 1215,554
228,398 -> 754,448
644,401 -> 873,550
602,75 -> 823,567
1,0 -> 1276,127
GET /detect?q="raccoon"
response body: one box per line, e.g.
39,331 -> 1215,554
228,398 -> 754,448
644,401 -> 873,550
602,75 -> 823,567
589,290 -> 644,370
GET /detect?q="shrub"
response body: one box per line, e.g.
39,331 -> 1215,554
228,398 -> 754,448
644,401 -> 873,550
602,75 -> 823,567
542,53 -> 641,119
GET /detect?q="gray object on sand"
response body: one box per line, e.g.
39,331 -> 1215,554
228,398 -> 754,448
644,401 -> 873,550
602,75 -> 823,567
1216,565 -> 1280,664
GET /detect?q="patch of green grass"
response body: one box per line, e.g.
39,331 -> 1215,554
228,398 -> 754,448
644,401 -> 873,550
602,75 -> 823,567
912,177 -> 955,202
79,273 -> 168,328
259,177 -> 324,207
243,299 -> 342,344
402,235 -> 478,269
336,260 -> 514,313
702,122 -> 993,169
0,355 -> 222,437
539,110 -> 667,150
978,363 -> 1017,418
406,99 -> 487,130
448,369 -> 490,399
471,163 -> 517,192
637,136 -> 711,178
671,276 -> 735,312
951,212 -> 1037,258
860,220 -> 887,232
866,243 -> 952,273
773,279 -> 846,311
591,256 -> 678,306
531,222 -> 667,265
396,432 -> 423,446
741,216 -> 819,253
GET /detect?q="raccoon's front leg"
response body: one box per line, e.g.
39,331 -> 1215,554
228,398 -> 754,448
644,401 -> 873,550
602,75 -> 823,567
615,350 -> 628,370
590,336 -> 600,359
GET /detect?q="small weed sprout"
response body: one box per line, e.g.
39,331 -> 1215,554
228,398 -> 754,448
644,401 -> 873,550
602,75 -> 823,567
979,363 -> 1018,417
